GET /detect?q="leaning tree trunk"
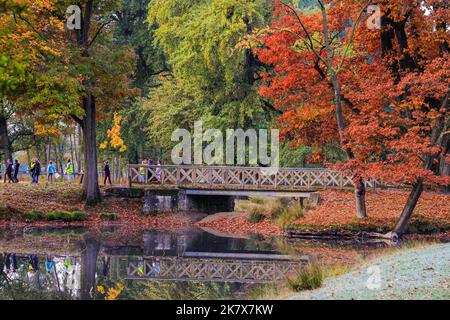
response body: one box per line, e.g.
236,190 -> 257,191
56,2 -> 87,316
81,95 -> 101,205
392,178 -> 424,236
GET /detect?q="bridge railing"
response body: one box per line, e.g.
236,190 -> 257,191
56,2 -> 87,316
122,256 -> 308,283
127,164 -> 384,190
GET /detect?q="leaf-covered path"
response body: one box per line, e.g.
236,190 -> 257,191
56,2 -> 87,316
290,243 -> 450,300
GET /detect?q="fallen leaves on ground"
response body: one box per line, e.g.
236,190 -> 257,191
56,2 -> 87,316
291,189 -> 450,231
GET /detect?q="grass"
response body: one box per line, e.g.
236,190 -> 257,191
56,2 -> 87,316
99,212 -> 119,221
248,262 -> 351,299
23,210 -> 87,222
287,264 -> 323,292
275,204 -> 304,228
237,196 -> 307,227
248,211 -> 264,224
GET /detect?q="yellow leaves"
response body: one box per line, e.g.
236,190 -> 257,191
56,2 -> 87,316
34,123 -> 60,136
100,112 -> 127,153
97,285 -> 105,295
105,282 -> 125,301
97,282 -> 125,300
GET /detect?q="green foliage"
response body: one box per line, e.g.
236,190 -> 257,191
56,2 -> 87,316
275,204 -> 304,228
279,143 -> 313,168
23,210 -> 87,222
249,196 -> 265,205
24,210 -> 45,222
99,212 -> 118,221
145,0 -> 275,153
248,206 -> 265,224
124,280 -> 232,300
287,264 -> 323,292
71,211 -> 88,221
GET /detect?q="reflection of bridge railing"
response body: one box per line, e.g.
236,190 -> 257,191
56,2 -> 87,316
127,165 -> 384,190
120,254 -> 309,283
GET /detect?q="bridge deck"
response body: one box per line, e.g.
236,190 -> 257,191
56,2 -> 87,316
128,165 -> 384,191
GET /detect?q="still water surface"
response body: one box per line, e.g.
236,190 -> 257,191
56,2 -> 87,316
0,226 -> 388,300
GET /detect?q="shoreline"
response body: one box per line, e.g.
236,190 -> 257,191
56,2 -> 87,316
1,183 -> 449,239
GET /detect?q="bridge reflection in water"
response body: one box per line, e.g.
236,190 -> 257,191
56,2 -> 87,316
120,254 -> 307,284
108,231 -> 308,284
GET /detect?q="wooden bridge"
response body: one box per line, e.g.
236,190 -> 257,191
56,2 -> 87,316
128,164 -> 383,191
119,253 -> 309,283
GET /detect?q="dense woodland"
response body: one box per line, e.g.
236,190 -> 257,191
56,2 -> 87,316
0,0 -> 448,236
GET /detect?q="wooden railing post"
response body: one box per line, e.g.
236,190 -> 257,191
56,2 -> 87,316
128,166 -> 132,188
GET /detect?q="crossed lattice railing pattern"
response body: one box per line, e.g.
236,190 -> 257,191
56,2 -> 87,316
122,256 -> 306,283
127,165 -> 384,190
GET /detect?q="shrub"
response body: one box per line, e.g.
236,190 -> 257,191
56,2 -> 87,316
275,204 -> 304,228
248,207 -> 265,224
71,211 -> 87,221
24,210 -> 44,222
45,212 -> 58,221
287,264 -> 323,292
99,212 -> 118,221
249,197 -> 266,205
54,211 -> 73,221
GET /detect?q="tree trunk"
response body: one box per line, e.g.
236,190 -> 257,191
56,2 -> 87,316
392,178 -> 424,236
0,114 -> 12,183
355,178 -> 367,219
46,138 -> 52,166
76,125 -> 82,174
320,3 -> 367,219
80,235 -> 100,300
81,95 -> 101,205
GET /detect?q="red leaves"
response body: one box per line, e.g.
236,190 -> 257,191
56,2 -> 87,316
291,190 -> 450,230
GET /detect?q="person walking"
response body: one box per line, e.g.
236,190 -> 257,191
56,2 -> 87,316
5,160 -> 14,183
34,159 -> 41,184
103,161 -> 112,185
13,160 -> 20,183
64,159 -> 74,184
155,159 -> 162,182
139,160 -> 147,183
30,159 -> 36,183
47,161 -> 56,184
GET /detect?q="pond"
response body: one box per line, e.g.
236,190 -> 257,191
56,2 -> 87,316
0,226 -> 392,300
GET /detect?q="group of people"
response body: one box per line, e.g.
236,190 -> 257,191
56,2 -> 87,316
139,159 -> 163,183
2,252 -> 78,279
3,157 -> 155,186
4,159 -> 20,183
3,158 -> 76,184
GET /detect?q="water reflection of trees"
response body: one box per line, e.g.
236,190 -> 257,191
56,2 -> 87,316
0,255 -> 79,300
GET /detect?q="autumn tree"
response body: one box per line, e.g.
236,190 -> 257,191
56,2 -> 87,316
255,0 -> 449,235
58,0 -> 138,204
0,0 -> 71,179
340,0 -> 449,236
253,0 -> 373,218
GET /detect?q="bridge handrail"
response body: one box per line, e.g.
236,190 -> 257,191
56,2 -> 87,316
127,164 -> 385,190
127,164 -> 330,171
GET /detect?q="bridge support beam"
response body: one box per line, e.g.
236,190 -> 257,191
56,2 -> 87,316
142,190 -> 235,215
